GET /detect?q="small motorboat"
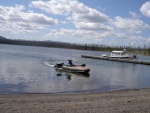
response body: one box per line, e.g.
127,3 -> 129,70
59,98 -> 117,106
54,63 -> 90,74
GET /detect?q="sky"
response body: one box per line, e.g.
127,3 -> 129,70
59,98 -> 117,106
0,0 -> 150,47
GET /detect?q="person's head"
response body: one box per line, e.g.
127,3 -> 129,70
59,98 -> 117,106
68,59 -> 72,61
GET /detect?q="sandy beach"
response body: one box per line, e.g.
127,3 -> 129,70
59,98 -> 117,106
0,88 -> 150,113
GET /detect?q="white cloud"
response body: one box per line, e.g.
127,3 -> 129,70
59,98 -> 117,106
75,22 -> 112,31
129,11 -> 141,18
30,0 -> 109,23
0,0 -> 149,46
100,31 -> 127,39
147,38 -> 150,43
44,29 -> 128,44
140,1 -> 150,18
69,1 -> 109,23
71,0 -> 110,31
128,35 -> 145,41
30,0 -> 70,15
45,29 -> 149,47
45,28 -> 105,42
112,16 -> 150,34
30,0 -> 110,31
127,35 -> 149,47
0,5 -> 59,33
23,13 -> 59,25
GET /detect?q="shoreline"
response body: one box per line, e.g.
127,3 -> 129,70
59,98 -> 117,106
0,88 -> 150,113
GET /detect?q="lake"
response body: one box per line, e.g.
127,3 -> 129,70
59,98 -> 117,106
0,44 -> 150,94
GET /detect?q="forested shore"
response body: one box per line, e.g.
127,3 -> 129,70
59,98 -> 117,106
0,36 -> 150,55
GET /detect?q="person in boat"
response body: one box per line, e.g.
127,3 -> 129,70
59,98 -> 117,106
66,59 -> 75,66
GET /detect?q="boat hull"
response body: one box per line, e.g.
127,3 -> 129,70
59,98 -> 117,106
62,66 -> 90,74
108,56 -> 134,60
54,64 -> 90,74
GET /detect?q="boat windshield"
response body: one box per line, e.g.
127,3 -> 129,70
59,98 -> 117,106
111,51 -> 125,56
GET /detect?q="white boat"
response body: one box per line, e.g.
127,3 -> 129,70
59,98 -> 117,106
110,51 -> 130,58
102,49 -> 134,59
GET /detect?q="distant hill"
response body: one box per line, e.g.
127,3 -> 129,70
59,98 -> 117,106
0,36 -> 6,39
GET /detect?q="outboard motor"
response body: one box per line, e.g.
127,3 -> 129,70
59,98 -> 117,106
55,63 -> 63,67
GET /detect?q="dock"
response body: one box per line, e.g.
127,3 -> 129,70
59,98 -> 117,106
81,55 -> 150,65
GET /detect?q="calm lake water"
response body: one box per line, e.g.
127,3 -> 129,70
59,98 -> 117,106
0,44 -> 150,94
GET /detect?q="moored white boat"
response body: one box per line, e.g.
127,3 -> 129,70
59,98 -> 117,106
101,49 -> 134,59
110,50 -> 131,58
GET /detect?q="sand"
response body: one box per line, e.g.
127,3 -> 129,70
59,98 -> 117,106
0,88 -> 150,113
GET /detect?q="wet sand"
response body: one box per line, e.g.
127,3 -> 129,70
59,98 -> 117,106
0,88 -> 150,113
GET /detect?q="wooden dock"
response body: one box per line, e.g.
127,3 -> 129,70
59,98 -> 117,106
81,55 -> 150,65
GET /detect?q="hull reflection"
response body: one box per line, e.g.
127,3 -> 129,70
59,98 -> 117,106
55,68 -> 90,80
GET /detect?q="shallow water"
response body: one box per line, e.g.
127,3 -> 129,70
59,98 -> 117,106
0,44 -> 150,94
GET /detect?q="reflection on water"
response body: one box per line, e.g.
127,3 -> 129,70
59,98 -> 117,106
0,44 -> 150,94
55,67 -> 90,81
56,72 -> 90,81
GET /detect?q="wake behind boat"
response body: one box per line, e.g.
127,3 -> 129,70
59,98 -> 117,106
54,63 -> 90,75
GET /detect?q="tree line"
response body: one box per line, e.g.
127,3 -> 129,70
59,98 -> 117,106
0,36 -> 150,55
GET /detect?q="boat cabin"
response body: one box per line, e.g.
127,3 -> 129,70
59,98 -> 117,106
111,51 -> 125,56
110,50 -> 129,58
